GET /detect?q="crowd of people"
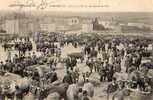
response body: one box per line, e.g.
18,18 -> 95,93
59,35 -> 153,100
0,34 -> 153,100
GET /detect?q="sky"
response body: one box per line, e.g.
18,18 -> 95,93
0,0 -> 153,12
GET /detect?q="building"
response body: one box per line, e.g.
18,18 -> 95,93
120,25 -> 152,33
99,21 -> 115,29
93,18 -> 105,31
27,18 -> 40,33
0,23 -> 6,33
67,17 -> 80,25
19,19 -> 29,35
40,23 -> 56,32
82,24 -> 93,32
127,22 -> 145,28
5,19 -> 19,34
4,19 -> 38,36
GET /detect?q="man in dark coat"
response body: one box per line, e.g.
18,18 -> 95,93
107,65 -> 114,82
82,91 -> 90,100
65,57 -> 71,72
13,54 -> 19,63
95,58 -> 102,72
32,52 -> 37,65
71,57 -> 77,70
48,58 -> 54,71
4,60 -> 10,71
3,42 -> 7,51
63,71 -> 73,84
86,58 -> 94,73
27,53 -> 32,66
85,46 -> 91,55
32,70 -> 40,82
27,41 -> 33,51
99,65 -> 107,82
14,63 -> 23,76
0,61 -> 4,71
125,55 -> 132,73
50,68 -> 58,83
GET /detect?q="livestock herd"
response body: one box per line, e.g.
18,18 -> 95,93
0,33 -> 153,100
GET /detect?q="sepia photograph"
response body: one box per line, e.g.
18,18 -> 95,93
0,0 -> 153,100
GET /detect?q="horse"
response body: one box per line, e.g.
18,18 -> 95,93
83,82 -> 94,98
39,83 -> 69,100
66,83 -> 80,100
46,92 -> 61,100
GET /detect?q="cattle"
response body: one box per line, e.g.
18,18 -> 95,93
83,82 -> 94,98
0,73 -> 31,99
66,84 -> 79,100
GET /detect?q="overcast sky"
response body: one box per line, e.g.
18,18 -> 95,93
0,0 -> 153,12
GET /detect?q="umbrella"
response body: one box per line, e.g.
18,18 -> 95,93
82,66 -> 90,73
88,73 -> 101,86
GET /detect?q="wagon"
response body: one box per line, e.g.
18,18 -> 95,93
68,52 -> 84,60
28,65 -> 50,78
